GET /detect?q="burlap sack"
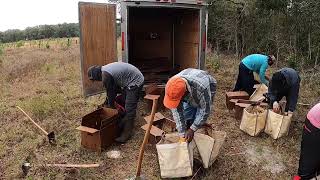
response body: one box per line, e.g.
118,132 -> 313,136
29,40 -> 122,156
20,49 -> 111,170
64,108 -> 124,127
250,84 -> 268,101
156,133 -> 196,178
195,129 -> 227,168
311,174 -> 320,180
265,110 -> 293,139
240,106 -> 267,136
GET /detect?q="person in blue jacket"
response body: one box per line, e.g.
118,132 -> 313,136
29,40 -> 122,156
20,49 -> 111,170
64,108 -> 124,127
233,54 -> 275,95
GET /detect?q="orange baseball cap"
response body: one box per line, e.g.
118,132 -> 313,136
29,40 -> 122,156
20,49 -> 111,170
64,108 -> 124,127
163,77 -> 187,109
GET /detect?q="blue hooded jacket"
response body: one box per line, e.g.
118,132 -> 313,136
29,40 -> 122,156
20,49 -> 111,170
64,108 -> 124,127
242,54 -> 269,85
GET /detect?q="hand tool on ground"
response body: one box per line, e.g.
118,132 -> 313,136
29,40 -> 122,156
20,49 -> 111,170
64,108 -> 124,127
16,106 -> 55,144
21,162 -> 31,176
135,94 -> 160,178
46,163 -> 100,168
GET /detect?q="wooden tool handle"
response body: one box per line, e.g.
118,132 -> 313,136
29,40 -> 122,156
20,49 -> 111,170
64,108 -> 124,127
136,98 -> 158,177
46,163 -> 100,168
16,106 -> 48,135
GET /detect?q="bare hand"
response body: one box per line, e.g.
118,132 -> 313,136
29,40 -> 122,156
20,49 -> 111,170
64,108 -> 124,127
184,129 -> 194,142
273,101 -> 280,113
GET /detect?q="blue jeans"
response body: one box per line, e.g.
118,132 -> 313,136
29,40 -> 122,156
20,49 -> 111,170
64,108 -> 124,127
183,102 -> 199,128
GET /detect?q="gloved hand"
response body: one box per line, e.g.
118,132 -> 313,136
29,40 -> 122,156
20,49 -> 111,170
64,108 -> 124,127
285,111 -> 293,117
179,137 -> 187,143
263,93 -> 270,103
184,129 -> 194,143
273,101 -> 280,113
97,102 -> 112,109
293,175 -> 301,180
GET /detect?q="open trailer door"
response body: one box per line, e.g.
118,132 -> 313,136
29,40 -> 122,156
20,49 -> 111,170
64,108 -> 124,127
79,2 -> 117,97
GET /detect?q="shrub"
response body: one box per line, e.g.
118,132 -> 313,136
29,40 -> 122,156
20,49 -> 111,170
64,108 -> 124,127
46,42 -> 50,49
16,41 -> 24,48
67,38 -> 71,47
286,54 -> 298,69
206,53 -> 221,72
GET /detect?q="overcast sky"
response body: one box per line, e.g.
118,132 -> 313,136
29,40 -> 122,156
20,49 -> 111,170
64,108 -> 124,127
0,0 -> 112,32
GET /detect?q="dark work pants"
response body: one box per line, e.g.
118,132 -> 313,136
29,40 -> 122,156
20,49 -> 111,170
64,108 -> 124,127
233,62 -> 257,95
298,119 -> 320,180
110,84 -> 142,132
123,85 -> 143,122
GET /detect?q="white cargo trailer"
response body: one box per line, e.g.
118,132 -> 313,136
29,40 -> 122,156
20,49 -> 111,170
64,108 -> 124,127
79,0 -> 208,96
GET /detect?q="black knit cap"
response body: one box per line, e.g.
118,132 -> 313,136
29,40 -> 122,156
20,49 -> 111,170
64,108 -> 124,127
87,65 -> 102,81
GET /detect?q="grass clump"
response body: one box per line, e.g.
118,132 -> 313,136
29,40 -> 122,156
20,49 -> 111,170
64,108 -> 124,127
0,44 -> 4,66
0,43 -> 4,56
19,94 -> 65,120
206,53 -> 221,72
16,41 -> 25,48
45,42 -> 50,49
286,54 -> 298,69
41,63 -> 56,74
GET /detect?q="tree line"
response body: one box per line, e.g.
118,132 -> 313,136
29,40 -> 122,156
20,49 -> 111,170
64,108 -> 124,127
0,23 -> 80,43
207,0 -> 320,69
0,22 -> 122,44
1,0 -> 319,69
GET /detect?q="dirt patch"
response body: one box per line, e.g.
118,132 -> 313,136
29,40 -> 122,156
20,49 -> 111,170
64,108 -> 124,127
245,140 -> 286,174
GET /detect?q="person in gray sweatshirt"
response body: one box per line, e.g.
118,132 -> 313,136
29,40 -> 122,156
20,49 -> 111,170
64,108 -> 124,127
87,62 -> 144,143
267,68 -> 300,114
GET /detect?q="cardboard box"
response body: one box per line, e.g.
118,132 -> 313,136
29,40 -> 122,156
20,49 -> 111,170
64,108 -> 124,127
76,108 -> 119,152
141,124 -> 164,144
145,84 -> 165,111
225,91 -> 249,110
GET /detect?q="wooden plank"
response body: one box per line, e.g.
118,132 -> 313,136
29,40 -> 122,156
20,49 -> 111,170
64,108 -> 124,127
141,124 -> 164,137
46,163 -> 100,168
230,99 -> 239,103
235,102 -> 268,108
76,126 -> 99,134
144,112 -> 165,123
144,94 -> 160,100
226,91 -> 249,97
164,118 -> 176,129
79,2 -> 117,97
235,103 -> 251,108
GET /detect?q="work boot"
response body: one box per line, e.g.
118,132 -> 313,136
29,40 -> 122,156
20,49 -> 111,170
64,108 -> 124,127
115,118 -> 134,143
116,117 -> 125,137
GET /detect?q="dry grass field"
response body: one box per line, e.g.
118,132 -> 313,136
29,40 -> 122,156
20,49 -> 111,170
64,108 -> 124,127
0,38 -> 319,179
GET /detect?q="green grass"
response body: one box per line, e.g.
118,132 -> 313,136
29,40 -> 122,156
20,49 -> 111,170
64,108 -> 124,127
16,40 -> 25,48
18,93 -> 65,120
206,53 -> 221,72
0,43 -> 4,56
41,63 -> 56,74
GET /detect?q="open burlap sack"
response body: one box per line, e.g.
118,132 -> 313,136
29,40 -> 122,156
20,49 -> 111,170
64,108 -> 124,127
240,105 -> 267,136
265,110 -> 293,139
156,133 -> 196,178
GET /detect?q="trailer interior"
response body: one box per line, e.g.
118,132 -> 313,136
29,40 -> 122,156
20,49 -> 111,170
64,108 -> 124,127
128,7 -> 200,84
